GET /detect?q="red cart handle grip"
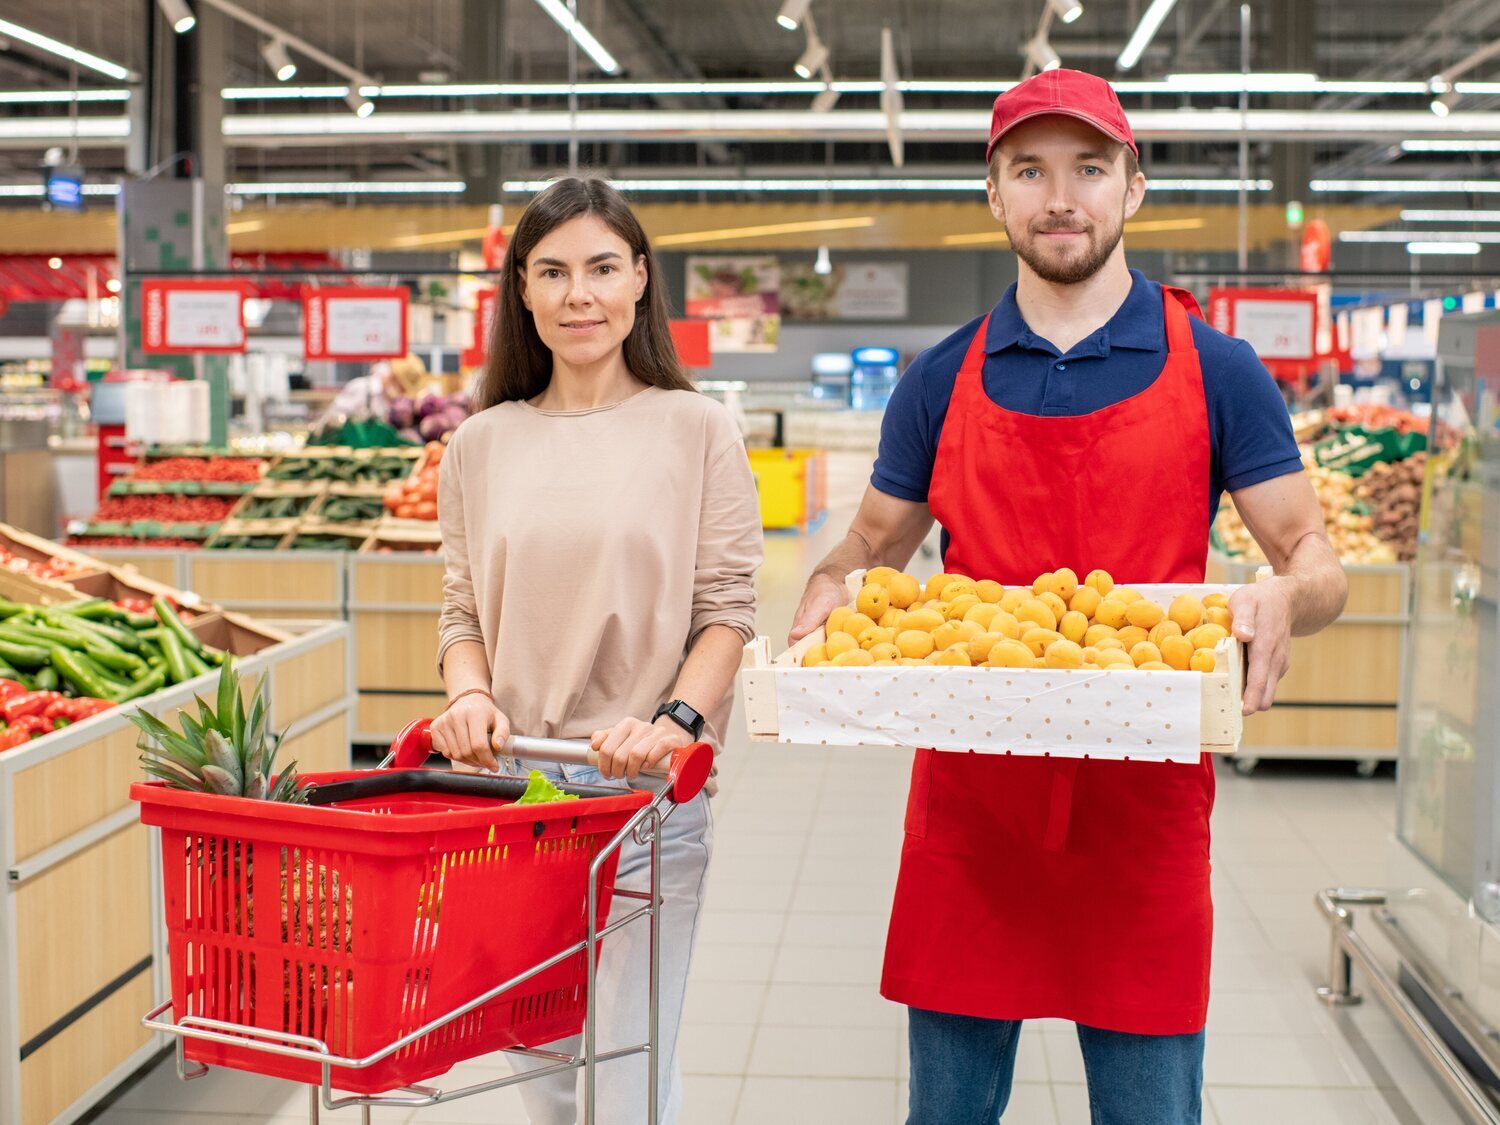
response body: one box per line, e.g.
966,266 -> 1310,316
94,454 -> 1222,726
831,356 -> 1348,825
387,718 -> 713,805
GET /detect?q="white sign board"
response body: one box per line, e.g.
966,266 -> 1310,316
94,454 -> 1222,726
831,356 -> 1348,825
327,296 -> 405,356
1231,298 -> 1315,360
165,290 -> 244,350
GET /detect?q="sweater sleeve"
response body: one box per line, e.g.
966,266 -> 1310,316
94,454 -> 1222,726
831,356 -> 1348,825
689,430 -> 763,647
436,432 -> 486,675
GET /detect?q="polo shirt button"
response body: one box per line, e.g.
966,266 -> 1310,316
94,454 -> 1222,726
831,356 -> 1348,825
1057,363 -> 1067,370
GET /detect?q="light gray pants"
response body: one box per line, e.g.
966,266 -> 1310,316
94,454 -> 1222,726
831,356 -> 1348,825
504,759 -> 713,1125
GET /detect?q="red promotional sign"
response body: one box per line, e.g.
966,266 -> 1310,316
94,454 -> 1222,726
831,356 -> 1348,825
1300,219 -> 1332,274
141,280 -> 247,354
1209,287 -> 1327,382
670,319 -> 712,368
461,288 -> 499,369
303,286 -> 409,361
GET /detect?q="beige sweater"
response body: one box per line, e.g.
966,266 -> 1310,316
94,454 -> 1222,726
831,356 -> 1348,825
437,386 -> 761,758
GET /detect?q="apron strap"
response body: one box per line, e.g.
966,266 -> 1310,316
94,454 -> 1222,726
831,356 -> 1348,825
1162,286 -> 1203,353
957,314 -> 991,376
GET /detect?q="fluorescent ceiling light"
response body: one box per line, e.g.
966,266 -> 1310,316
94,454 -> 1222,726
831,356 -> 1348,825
345,91 -> 374,118
1046,0 -> 1084,24
1163,72 -> 1317,92
531,0 -> 620,75
0,17 -> 132,81
0,117 -> 129,140
155,0 -> 196,34
1117,0 -> 1179,71
1340,230 -> 1500,243
0,89 -> 129,103
1026,36 -> 1061,73
1401,139 -> 1500,152
1429,75 -> 1451,95
1313,179 -> 1500,194
777,0 -> 811,31
655,216 -> 875,246
261,39 -> 297,82
795,37 -> 829,80
1400,209 -> 1500,222
1408,241 -> 1480,254
501,176 -> 1265,194
227,180 -> 465,195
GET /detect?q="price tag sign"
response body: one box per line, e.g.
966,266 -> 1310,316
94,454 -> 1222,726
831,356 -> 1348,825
461,287 -> 498,368
141,281 -> 246,354
303,286 -> 409,360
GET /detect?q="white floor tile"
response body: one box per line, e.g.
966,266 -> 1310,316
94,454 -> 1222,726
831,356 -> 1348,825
1202,1033 -> 1364,1087
681,1075 -> 743,1122
747,1025 -> 902,1079
735,1077 -> 898,1125
759,982 -> 906,1028
681,979 -> 768,1025
1208,1085 -> 1397,1125
772,944 -> 885,986
679,1022 -> 757,1075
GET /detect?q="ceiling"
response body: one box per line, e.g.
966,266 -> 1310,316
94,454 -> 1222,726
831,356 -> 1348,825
0,0 -> 1494,220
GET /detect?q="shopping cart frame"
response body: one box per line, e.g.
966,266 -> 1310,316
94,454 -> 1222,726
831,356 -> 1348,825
140,719 -> 714,1125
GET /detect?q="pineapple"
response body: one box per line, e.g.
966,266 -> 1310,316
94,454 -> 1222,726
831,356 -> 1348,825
131,661 -> 306,803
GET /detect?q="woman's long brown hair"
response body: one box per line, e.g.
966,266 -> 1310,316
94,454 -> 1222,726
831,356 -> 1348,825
474,177 -> 695,409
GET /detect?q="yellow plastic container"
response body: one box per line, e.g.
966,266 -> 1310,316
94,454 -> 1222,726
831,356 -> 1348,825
748,448 -> 827,531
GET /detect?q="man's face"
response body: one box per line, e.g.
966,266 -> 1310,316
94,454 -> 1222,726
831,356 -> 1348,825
986,116 -> 1145,285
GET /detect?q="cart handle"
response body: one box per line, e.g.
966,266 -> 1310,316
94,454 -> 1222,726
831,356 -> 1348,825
387,718 -> 714,805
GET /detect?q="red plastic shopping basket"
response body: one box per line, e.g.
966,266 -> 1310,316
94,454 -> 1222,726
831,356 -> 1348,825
132,755 -> 651,1094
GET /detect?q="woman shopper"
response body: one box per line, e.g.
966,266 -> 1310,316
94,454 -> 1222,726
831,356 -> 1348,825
432,176 -> 762,1124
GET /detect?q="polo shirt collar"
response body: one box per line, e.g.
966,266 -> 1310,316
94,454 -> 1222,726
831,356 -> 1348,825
983,268 -> 1164,356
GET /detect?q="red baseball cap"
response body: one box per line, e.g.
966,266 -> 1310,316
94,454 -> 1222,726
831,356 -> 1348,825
985,69 -> 1137,164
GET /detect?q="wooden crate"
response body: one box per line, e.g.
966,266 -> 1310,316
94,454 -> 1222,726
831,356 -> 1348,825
84,549 -> 182,588
1207,551 -> 1407,764
357,691 -> 447,743
185,550 -> 344,614
742,573 -> 1245,760
348,551 -> 447,740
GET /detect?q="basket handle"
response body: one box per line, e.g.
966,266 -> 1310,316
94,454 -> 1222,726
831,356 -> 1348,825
387,718 -> 714,805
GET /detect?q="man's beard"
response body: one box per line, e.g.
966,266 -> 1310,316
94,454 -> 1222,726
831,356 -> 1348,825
1007,212 -> 1125,285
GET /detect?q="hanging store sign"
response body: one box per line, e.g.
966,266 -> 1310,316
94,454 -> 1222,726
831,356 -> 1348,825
141,280 -> 246,354
685,256 -> 780,353
303,286 -> 409,361
781,261 -> 909,321
1208,287 -> 1322,382
669,319 -> 712,368
461,287 -> 498,369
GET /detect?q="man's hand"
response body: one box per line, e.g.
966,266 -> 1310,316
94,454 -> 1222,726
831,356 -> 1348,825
591,715 -> 692,780
789,572 -> 848,645
1228,578 -> 1296,714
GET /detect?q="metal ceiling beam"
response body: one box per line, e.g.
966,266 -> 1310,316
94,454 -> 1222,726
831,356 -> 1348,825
1315,0 -> 1500,112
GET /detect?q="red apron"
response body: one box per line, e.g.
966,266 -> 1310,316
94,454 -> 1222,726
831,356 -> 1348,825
880,287 -> 1216,1036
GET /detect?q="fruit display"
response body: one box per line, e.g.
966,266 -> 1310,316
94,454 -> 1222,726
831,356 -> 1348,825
383,441 -> 444,521
315,494 -> 386,524
135,457 -> 264,483
91,494 -> 240,523
386,391 -> 472,445
132,662 -> 305,802
206,534 -> 287,551
1355,453 -> 1425,562
268,451 -> 416,484
237,493 -> 320,521
0,594 -> 226,714
1214,452 -> 1412,566
66,536 -> 207,550
802,568 -> 1233,672
0,543 -> 91,581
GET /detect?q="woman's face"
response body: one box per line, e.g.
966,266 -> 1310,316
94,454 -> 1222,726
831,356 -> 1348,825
519,215 -> 647,370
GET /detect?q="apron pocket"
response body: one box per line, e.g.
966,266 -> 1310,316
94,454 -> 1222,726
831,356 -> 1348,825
904,750 -> 934,839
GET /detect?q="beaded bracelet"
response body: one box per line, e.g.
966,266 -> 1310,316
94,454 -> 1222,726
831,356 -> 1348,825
443,687 -> 493,712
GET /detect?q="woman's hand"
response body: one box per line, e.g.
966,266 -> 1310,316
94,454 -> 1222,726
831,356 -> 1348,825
430,694 -> 512,771
591,715 -> 693,780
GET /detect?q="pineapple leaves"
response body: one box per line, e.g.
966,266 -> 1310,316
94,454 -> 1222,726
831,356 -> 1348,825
127,709 -> 208,767
215,660 -> 236,732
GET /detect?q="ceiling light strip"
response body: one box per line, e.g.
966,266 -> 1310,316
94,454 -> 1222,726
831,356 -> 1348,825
1313,180 -> 1500,194
0,17 -> 133,81
1399,209 -> 1500,222
531,0 -> 620,75
1340,230 -> 1500,243
1117,0 -> 1180,71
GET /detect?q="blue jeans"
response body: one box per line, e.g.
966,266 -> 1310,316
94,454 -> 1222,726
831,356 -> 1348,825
907,1008 -> 1204,1125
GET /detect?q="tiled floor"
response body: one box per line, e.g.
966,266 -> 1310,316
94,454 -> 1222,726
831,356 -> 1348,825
95,454 -> 1471,1124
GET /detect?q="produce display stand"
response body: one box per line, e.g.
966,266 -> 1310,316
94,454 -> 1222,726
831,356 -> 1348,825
1206,550 -> 1409,775
0,536 -> 355,1125
742,571 -> 1246,760
347,542 -> 446,742
137,723 -> 714,1125
185,548 -> 347,622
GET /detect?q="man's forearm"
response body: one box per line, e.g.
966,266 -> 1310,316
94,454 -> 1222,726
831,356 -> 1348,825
1277,532 -> 1348,636
812,530 -> 880,584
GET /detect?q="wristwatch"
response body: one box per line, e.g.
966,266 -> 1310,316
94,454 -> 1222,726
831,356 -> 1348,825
653,699 -> 705,740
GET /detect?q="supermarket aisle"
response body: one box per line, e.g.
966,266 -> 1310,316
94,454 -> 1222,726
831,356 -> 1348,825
96,453 -> 1465,1125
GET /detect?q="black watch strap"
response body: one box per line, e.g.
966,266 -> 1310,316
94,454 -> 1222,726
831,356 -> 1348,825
654,699 -> 705,740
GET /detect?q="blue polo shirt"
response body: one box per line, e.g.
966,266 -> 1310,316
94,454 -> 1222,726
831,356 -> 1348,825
872,269 -> 1303,527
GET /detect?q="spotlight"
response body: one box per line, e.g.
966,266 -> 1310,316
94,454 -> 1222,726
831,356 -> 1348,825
1046,0 -> 1083,23
155,0 -> 196,34
346,90 -> 375,118
106,278 -> 122,293
814,246 -> 832,275
1431,91 -> 1460,117
1026,35 -> 1061,73
777,0 -> 811,31
811,83 -> 839,112
261,38 -> 297,82
47,257 -> 62,269
794,36 -> 829,79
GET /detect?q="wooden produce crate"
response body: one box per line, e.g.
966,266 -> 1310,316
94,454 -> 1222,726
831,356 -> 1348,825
231,483 -> 326,521
304,487 -> 386,534
78,549 -> 183,589
184,548 -> 345,621
204,519 -> 298,550
0,596 -> 351,1124
1206,550 -> 1408,771
283,528 -> 370,553
743,573 -> 1245,761
348,548 -> 447,742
